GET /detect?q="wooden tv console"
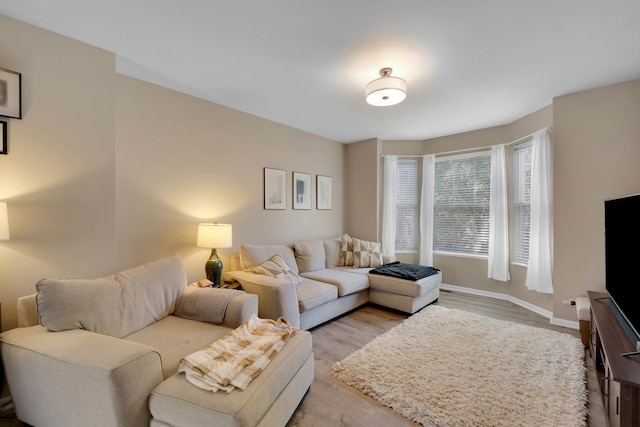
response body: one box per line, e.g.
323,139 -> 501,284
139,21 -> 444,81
588,291 -> 640,427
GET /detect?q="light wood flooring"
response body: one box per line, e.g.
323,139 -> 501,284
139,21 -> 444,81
286,289 -> 607,427
0,289 -> 606,427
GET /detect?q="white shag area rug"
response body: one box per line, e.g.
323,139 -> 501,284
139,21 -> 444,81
331,305 -> 587,427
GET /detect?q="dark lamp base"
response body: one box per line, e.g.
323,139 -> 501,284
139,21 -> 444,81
205,258 -> 223,287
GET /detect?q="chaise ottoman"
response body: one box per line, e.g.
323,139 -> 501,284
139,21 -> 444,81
368,264 -> 442,314
149,329 -> 314,427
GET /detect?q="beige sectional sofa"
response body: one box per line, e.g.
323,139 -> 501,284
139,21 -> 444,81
228,234 -> 442,330
0,253 -> 314,427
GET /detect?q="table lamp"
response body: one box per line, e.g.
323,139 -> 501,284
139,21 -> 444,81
0,202 -> 9,241
197,223 -> 232,286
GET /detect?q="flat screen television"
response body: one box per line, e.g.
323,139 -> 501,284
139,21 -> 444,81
605,193 -> 640,351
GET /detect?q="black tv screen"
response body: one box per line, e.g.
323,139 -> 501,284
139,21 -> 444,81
605,193 -> 640,350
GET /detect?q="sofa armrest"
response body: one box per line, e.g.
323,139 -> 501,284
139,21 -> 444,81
221,291 -> 259,328
226,271 -> 301,328
174,286 -> 258,329
16,294 -> 39,327
0,326 -> 163,427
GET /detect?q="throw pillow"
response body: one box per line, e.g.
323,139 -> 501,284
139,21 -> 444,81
239,244 -> 299,274
252,254 -> 302,285
338,233 -> 354,266
292,238 -> 326,273
323,236 -> 342,268
352,238 -> 383,268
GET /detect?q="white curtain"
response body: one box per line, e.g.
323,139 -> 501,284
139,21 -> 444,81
488,144 -> 510,281
526,128 -> 554,294
419,154 -> 435,266
381,155 -> 397,256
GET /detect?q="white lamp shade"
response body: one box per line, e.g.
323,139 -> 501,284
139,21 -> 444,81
197,223 -> 232,249
366,75 -> 407,107
0,202 -> 9,241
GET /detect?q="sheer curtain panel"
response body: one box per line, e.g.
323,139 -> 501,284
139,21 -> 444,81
419,154 -> 435,266
525,128 -> 553,294
488,144 -> 510,281
381,155 -> 397,256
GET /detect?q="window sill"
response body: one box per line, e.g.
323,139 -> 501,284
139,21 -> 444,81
433,251 -> 488,260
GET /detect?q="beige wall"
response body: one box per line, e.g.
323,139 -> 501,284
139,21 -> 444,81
0,15 -> 117,330
345,138 -> 380,241
115,75 -> 345,280
0,15 -> 345,330
552,79 -> 640,321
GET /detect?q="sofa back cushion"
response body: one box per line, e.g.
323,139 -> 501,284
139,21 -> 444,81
292,238 -> 326,273
239,244 -> 299,274
323,236 -> 342,268
36,253 -> 187,338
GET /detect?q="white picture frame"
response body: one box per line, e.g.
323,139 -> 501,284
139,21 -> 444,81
264,167 -> 286,210
293,171 -> 311,210
317,175 -> 332,210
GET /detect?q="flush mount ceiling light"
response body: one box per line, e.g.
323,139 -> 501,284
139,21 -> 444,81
365,67 -> 407,106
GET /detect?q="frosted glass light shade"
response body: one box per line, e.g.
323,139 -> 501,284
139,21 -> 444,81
366,68 -> 407,107
197,223 -> 232,249
0,202 -> 9,241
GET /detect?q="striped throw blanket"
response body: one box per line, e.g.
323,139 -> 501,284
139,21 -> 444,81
178,314 -> 298,393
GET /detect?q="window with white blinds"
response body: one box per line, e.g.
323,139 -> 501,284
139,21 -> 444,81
395,158 -> 419,251
433,152 -> 491,256
512,141 -> 532,265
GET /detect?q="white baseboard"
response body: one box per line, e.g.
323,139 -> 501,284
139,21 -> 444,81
440,283 -> 579,331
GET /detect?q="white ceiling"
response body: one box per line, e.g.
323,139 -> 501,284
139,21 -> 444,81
1,1 -> 640,144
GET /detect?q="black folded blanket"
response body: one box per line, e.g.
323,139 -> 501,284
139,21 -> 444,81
369,261 -> 440,281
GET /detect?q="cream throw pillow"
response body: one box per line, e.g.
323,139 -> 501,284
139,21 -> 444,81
292,238 -> 326,273
252,254 -> 302,285
338,233 -> 354,266
352,238 -> 383,268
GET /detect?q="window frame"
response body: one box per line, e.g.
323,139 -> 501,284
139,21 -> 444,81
512,140 -> 533,266
394,157 -> 420,253
432,150 -> 492,258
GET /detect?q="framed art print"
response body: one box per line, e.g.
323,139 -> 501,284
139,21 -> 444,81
317,175 -> 332,210
0,68 -> 22,119
264,167 -> 286,210
0,121 -> 6,154
293,172 -> 311,210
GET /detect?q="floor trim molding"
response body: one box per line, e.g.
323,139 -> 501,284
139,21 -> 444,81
440,283 -> 579,330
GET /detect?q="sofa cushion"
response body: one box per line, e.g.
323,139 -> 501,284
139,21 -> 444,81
292,238 -> 326,273
240,244 -> 299,274
252,254 -> 302,285
125,315 -> 231,379
300,269 -> 370,297
352,238 -> 383,268
296,279 -> 338,312
36,253 -> 187,338
338,233 -> 354,266
323,236 -> 342,268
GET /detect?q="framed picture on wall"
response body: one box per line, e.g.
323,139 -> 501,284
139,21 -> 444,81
0,121 -> 6,154
264,167 -> 287,210
0,68 -> 22,119
293,172 -> 311,210
316,175 -> 332,210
